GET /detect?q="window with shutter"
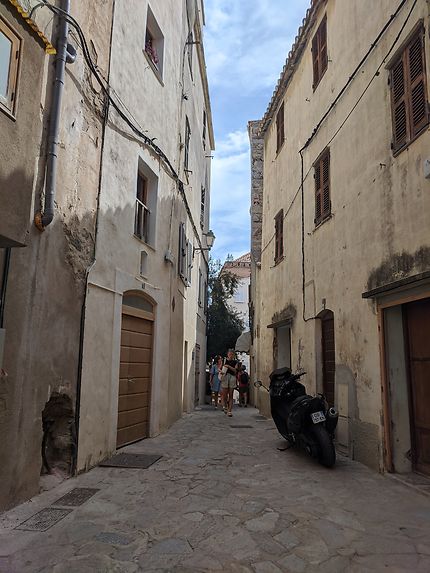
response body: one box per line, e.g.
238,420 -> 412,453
184,116 -> 191,176
202,110 -> 207,149
0,18 -> 21,116
187,240 -> 193,286
314,149 -> 331,226
390,26 -> 429,154
274,210 -> 284,263
178,223 -> 186,280
312,16 -> 328,90
276,103 -> 285,153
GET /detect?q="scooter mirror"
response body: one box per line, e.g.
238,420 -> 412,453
254,381 -> 263,388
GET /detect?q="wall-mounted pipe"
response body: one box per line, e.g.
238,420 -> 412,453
35,0 -> 71,230
0,248 -> 11,328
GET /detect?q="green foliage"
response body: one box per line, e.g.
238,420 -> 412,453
206,258 -> 245,361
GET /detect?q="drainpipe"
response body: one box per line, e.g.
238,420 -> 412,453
0,248 -> 11,328
35,0 -> 71,230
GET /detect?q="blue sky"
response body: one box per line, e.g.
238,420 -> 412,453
204,0 -> 311,262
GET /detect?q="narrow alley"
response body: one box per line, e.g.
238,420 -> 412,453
1,407 -> 430,573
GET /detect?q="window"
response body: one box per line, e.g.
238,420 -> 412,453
187,30 -> 193,78
198,269 -> 203,307
0,18 -> 21,116
314,148 -> 331,225
276,103 -> 285,153
204,280 -> 208,314
390,26 -> 429,154
135,173 -> 150,242
184,116 -> 191,176
274,210 -> 284,263
234,285 -> 245,303
178,223 -> 192,286
140,251 -> 148,277
202,110 -> 207,150
200,187 -> 206,229
145,6 -> 164,78
312,15 -> 328,90
134,159 -> 158,246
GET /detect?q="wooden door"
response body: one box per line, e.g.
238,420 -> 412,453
405,298 -> 430,475
322,313 -> 335,406
117,306 -> 153,447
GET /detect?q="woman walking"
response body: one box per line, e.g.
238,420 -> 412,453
210,356 -> 223,408
221,349 -> 239,417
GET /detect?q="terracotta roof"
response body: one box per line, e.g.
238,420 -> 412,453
260,0 -> 325,133
234,252 -> 251,264
7,0 -> 56,54
221,252 -> 251,278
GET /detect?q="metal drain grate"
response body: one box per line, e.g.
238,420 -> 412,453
99,452 -> 162,469
15,508 -> 72,531
230,425 -> 254,429
52,487 -> 100,507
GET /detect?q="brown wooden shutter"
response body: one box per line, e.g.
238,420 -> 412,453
312,16 -> 328,89
312,33 -> 320,88
407,31 -> 428,138
319,17 -> 328,78
314,160 -> 322,223
322,150 -> 330,217
276,103 -> 285,152
274,210 -> 284,262
391,58 -> 408,151
315,149 -> 330,225
390,26 -> 428,153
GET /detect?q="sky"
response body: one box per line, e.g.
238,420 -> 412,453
204,0 -> 311,263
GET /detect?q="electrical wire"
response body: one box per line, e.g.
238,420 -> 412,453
35,1 -> 207,258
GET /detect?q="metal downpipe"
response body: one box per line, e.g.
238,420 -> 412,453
35,0 -> 70,230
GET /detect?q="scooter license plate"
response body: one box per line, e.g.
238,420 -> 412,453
311,411 -> 326,424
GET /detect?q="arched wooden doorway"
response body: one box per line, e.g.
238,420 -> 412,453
117,293 -> 155,448
320,310 -> 335,406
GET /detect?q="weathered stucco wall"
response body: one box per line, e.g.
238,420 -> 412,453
0,0 -> 114,509
252,0 -> 430,471
0,2 -> 45,247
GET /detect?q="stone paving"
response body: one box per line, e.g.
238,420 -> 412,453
1,406 -> 430,572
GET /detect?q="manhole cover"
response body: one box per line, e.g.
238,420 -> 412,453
52,487 -> 100,507
230,425 -> 253,429
15,508 -> 72,531
99,453 -> 162,469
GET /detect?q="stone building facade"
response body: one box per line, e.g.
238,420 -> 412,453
0,0 -> 213,509
250,0 -> 430,475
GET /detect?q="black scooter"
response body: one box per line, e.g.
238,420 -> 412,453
255,367 -> 338,468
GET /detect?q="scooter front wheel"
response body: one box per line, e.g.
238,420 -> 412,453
310,424 -> 336,468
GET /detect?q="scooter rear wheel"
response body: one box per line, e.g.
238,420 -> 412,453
311,424 -> 336,468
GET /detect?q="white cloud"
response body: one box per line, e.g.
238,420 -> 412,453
215,129 -> 249,156
205,0 -> 311,93
210,133 -> 250,261
205,0 -> 311,262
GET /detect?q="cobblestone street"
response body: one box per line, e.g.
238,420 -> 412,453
1,407 -> 430,572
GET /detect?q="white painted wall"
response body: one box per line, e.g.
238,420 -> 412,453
77,0 -> 214,470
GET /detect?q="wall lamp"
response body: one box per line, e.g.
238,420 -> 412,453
194,230 -> 215,255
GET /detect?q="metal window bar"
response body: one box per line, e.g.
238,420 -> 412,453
135,198 -> 150,242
